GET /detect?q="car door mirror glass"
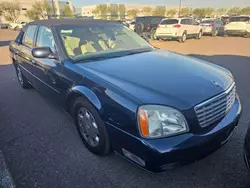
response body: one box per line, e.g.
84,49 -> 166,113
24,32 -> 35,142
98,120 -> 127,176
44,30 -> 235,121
32,47 -> 58,59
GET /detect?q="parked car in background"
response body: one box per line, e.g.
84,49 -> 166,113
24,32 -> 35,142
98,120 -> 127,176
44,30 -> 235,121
117,20 -> 129,28
129,20 -> 135,31
10,19 -> 242,172
155,18 -> 203,43
200,19 -> 224,36
224,16 -> 250,37
221,16 -> 230,25
244,122 -> 250,171
0,23 -> 9,29
135,16 -> 165,40
9,21 -> 27,31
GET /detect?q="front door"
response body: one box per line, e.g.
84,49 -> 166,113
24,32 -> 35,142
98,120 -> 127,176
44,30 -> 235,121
31,26 -> 64,104
17,25 -> 38,83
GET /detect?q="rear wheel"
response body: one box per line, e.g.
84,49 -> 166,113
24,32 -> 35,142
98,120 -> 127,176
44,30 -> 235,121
212,29 -> 218,37
179,32 -> 187,43
196,30 -> 202,39
16,65 -> 31,88
150,29 -> 157,40
73,97 -> 111,155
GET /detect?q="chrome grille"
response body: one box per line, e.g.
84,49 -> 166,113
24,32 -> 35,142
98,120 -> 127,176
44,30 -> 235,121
195,83 -> 236,128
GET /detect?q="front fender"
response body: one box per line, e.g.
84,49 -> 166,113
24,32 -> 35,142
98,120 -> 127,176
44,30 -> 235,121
68,85 -> 102,110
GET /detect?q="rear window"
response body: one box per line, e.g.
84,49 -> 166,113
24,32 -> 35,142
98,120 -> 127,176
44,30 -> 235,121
201,20 -> 215,24
230,17 -> 250,22
160,19 -> 178,25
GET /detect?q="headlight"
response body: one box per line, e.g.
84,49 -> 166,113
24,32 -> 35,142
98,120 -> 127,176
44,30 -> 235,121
138,105 -> 189,138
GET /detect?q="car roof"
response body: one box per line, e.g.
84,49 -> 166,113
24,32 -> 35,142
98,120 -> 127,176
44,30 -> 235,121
25,19 -> 119,28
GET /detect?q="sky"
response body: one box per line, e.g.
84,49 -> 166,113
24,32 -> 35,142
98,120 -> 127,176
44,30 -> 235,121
72,0 -> 250,8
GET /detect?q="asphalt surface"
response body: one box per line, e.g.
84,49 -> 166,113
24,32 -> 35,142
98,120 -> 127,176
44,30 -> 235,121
1,30 -> 250,188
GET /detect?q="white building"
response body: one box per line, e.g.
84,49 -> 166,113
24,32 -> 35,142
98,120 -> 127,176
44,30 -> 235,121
81,3 -> 178,19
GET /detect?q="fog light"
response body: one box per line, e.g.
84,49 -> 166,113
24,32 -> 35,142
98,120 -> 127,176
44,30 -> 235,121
122,148 -> 145,167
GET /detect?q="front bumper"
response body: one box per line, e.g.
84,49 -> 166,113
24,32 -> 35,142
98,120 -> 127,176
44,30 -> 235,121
108,97 -> 242,173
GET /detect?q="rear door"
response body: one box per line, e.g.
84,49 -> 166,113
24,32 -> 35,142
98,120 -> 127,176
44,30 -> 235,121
17,25 -> 38,83
180,19 -> 193,35
156,19 -> 179,35
31,26 -> 63,102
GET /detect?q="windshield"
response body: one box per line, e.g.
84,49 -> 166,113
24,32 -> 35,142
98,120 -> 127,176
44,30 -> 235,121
57,24 -> 153,61
160,19 -> 179,25
230,17 -> 249,22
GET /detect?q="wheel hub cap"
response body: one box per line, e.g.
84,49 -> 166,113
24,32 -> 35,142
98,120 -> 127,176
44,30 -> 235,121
17,67 -> 23,84
78,108 -> 100,147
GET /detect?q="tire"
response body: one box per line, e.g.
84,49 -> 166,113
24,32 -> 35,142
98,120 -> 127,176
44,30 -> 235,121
16,65 -> 31,88
212,29 -> 218,37
244,33 -> 250,38
73,97 -> 111,155
150,29 -> 157,40
196,30 -> 202,39
135,22 -> 144,35
179,32 -> 187,43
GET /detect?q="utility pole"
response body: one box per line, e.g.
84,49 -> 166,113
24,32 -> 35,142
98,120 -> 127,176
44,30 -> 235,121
178,0 -> 182,18
51,0 -> 56,18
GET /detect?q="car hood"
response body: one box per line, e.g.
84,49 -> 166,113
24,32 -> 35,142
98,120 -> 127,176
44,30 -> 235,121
77,50 -> 233,110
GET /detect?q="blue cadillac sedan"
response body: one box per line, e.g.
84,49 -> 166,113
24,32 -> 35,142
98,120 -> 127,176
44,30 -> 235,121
9,19 -> 242,172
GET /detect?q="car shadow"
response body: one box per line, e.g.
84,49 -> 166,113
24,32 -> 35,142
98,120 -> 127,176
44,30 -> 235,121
0,40 -> 10,47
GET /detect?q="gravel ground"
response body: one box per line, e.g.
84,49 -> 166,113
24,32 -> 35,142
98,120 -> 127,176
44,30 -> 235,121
0,30 -> 250,188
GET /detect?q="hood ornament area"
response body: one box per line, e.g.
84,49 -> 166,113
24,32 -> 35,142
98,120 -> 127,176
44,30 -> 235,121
211,80 -> 222,88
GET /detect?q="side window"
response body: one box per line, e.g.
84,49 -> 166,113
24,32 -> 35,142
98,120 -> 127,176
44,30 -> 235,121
187,19 -> 193,25
22,25 -> 37,48
192,19 -> 198,25
36,26 -> 56,53
180,19 -> 187,25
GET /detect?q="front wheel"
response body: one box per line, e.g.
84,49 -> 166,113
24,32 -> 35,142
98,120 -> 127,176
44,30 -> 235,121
73,98 -> 111,155
16,65 -> 31,88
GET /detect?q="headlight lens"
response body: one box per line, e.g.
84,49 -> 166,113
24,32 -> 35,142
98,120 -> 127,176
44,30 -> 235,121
138,105 -> 189,138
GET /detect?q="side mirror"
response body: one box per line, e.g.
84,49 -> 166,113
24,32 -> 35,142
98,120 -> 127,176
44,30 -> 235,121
32,47 -> 58,59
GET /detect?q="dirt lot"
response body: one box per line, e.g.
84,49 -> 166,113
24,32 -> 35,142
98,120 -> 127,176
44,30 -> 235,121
1,29 -> 250,188
1,30 -> 250,65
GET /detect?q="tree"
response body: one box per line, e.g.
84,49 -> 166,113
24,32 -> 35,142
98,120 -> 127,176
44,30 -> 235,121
142,6 -> 152,16
25,0 -> 55,20
240,7 -> 250,15
204,8 -> 215,16
166,9 -> 177,17
192,8 -> 206,19
152,7 -> 166,16
216,8 -> 227,16
227,7 -> 241,15
61,5 -> 73,18
0,1 -> 20,23
127,9 -> 139,19
92,4 -> 110,20
119,4 -> 126,20
180,8 -> 190,17
110,4 -> 118,20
